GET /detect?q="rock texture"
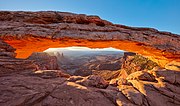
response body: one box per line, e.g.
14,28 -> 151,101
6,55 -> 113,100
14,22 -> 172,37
0,74 -> 120,106
0,39 -> 37,76
0,39 -> 180,106
28,52 -> 59,70
96,60 -> 121,71
1,65 -> 180,106
0,39 -> 16,57
121,52 -> 159,75
0,11 -> 180,106
0,11 -> 179,67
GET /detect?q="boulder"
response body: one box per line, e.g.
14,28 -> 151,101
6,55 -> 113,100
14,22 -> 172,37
126,71 -> 156,82
76,75 -> 109,89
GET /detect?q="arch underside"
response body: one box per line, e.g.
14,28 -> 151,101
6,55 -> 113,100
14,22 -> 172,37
0,11 -> 180,67
4,37 -> 180,67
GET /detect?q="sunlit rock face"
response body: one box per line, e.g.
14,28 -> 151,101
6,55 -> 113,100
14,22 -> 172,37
0,41 -> 179,106
121,52 -> 159,75
0,11 -> 179,67
0,11 -> 180,106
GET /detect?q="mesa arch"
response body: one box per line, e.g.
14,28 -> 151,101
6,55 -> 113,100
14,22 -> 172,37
1,11 -> 180,106
0,11 -> 180,67
3,36 -> 179,67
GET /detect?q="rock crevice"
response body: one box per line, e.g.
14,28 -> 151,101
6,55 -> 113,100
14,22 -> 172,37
0,11 -> 180,106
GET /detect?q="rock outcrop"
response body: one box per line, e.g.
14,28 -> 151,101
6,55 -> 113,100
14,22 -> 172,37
121,52 -> 159,75
0,39 -> 180,105
0,39 -> 16,57
96,60 -> 121,71
0,11 -> 179,67
28,52 -> 59,70
119,68 -> 180,106
1,65 -> 180,106
0,11 -> 180,106
0,39 -> 37,76
0,74 -> 120,106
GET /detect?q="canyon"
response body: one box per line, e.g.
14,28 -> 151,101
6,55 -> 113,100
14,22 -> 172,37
0,11 -> 180,106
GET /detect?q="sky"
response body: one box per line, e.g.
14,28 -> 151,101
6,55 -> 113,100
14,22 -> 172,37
44,47 -> 124,52
0,0 -> 180,34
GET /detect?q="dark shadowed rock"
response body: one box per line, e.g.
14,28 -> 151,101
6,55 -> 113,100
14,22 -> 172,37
0,40 -> 16,57
74,69 -> 93,76
28,52 -> 59,70
96,60 -> 121,71
93,70 -> 121,81
0,39 -> 37,76
76,75 -> 109,89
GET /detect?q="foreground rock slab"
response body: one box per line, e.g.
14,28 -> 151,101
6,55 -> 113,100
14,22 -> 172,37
0,66 -> 180,106
0,74 -> 118,106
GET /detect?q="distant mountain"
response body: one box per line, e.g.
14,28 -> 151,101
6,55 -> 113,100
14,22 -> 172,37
44,46 -> 124,58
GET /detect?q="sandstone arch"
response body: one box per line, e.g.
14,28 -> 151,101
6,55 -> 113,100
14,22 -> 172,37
0,11 -> 180,67
1,11 -> 180,106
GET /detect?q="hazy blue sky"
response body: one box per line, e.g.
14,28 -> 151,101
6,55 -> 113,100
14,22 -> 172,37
0,0 -> 180,34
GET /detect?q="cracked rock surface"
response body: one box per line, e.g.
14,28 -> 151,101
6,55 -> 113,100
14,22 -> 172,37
0,11 -> 179,67
0,11 -> 180,106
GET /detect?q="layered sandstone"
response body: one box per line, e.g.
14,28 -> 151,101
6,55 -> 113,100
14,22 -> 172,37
0,11 -> 179,67
0,39 -> 37,75
0,38 -> 180,106
0,11 -> 180,106
0,61 -> 180,106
